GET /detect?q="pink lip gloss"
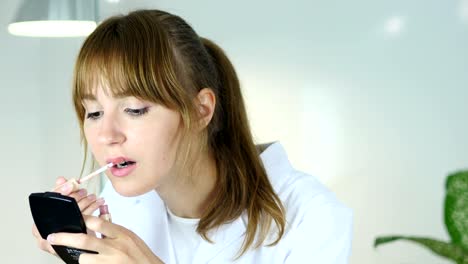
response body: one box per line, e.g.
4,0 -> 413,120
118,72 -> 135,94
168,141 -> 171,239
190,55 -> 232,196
99,204 -> 112,238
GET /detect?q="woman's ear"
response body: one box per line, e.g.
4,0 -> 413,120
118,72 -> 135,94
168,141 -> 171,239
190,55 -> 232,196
195,88 -> 216,130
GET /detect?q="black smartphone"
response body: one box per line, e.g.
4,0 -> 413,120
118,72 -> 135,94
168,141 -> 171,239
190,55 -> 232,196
29,192 -> 98,264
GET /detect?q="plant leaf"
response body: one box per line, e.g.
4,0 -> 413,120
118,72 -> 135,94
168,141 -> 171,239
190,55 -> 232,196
445,171 -> 468,250
374,235 -> 468,263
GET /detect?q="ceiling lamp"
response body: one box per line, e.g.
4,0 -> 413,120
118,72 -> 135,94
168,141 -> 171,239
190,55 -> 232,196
8,0 -> 98,37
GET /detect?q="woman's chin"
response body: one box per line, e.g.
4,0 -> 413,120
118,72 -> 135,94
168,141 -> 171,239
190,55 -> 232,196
113,183 -> 152,197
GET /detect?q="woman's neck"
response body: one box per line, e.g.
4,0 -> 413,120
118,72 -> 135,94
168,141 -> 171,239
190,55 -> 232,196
155,150 -> 217,219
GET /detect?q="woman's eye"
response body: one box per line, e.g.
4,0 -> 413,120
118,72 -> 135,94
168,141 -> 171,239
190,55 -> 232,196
124,107 -> 149,116
86,111 -> 103,120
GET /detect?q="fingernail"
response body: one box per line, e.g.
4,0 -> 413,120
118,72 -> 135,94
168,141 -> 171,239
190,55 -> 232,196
61,183 -> 70,193
96,198 -> 105,205
47,234 -> 55,243
78,189 -> 87,197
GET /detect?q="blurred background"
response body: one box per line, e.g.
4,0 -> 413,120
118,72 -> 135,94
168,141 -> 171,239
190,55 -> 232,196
1,0 -> 467,263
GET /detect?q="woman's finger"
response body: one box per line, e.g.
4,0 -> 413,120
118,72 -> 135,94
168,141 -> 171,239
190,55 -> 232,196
77,194 -> 103,214
68,188 -> 88,202
82,197 -> 105,215
55,176 -> 67,186
53,177 -> 73,195
83,215 -> 119,239
47,232 -> 104,254
38,238 -> 57,255
32,224 -> 42,239
53,176 -> 72,195
33,225 -> 57,255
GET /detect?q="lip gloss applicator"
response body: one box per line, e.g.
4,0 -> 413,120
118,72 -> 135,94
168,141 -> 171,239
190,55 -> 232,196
99,204 -> 112,238
99,204 -> 112,222
53,162 -> 114,192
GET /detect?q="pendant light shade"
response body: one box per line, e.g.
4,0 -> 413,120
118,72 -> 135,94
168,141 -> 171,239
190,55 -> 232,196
8,0 -> 98,37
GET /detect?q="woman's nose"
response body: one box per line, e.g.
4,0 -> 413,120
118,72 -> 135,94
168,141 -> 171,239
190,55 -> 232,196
97,116 -> 125,145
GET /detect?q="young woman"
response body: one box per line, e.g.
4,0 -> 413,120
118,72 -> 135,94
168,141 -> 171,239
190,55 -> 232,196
33,9 -> 352,263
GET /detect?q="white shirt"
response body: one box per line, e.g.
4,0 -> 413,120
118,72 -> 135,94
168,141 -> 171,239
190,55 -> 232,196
100,142 -> 353,263
166,207 -> 201,264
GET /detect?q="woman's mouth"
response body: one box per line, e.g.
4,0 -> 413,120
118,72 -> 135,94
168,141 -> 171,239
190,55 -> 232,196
115,160 -> 136,168
107,157 -> 137,177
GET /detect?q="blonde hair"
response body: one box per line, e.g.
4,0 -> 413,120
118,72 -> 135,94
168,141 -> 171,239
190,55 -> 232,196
72,9 -> 285,256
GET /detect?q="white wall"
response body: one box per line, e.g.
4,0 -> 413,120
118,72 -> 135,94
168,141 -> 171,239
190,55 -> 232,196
0,1 -> 86,263
1,0 -> 467,263
0,1 -> 43,262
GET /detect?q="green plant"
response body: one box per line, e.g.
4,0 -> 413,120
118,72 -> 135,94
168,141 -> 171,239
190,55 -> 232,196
374,170 -> 468,264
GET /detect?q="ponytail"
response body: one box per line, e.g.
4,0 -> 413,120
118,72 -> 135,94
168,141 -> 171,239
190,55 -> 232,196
198,38 -> 286,257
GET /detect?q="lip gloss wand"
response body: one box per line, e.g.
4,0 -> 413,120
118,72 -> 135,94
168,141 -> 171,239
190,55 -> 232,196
53,163 -> 114,192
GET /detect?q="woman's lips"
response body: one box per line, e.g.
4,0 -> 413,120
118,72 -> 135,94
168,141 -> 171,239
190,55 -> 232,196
109,163 -> 137,177
107,157 -> 132,165
105,156 -> 137,177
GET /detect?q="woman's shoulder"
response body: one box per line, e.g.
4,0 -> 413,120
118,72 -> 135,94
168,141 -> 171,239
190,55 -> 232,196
259,142 -> 353,261
259,142 -> 352,229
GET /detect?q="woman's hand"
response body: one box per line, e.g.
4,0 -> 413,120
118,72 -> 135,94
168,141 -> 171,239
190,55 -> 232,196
32,176 -> 105,256
47,215 -> 164,264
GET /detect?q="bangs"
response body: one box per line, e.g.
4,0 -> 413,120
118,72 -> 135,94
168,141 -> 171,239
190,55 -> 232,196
75,46 -> 141,101
73,15 -> 188,109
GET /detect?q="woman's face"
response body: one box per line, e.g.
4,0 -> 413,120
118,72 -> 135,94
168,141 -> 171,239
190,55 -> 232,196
82,86 -> 182,196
